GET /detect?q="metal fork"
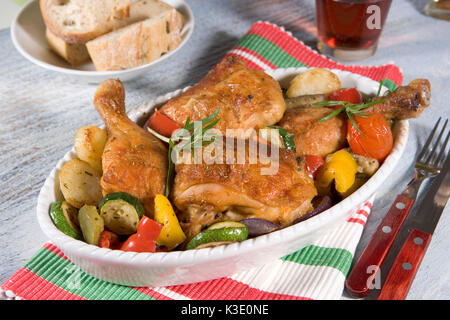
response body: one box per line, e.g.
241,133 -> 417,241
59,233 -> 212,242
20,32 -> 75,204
403,117 -> 449,199
345,117 -> 450,298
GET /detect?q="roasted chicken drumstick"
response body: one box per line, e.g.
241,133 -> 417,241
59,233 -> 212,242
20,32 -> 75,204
94,79 -> 168,216
369,79 -> 431,120
277,107 -> 347,157
278,79 -> 431,157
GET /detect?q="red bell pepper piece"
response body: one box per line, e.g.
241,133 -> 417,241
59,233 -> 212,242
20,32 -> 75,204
144,109 -> 180,138
98,230 -> 122,250
326,88 -> 362,109
120,217 -> 162,253
304,155 -> 324,179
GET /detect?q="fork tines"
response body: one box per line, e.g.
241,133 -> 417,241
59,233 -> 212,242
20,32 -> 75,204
417,117 -> 450,170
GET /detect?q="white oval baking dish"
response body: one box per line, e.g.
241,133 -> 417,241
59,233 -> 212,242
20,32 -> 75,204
36,68 -> 408,287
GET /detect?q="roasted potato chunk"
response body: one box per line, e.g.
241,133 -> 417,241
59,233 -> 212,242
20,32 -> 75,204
74,126 -> 107,172
286,68 -> 341,98
59,159 -> 103,208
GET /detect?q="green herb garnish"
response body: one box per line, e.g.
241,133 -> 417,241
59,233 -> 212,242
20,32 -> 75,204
266,126 -> 296,152
147,108 -> 221,197
166,139 -> 176,197
314,99 -> 386,136
377,78 -> 399,97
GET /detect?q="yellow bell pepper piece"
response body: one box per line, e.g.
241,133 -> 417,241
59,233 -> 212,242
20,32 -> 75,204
154,194 -> 186,250
316,150 -> 358,193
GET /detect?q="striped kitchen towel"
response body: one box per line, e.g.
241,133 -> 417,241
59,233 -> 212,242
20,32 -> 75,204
1,21 -> 402,300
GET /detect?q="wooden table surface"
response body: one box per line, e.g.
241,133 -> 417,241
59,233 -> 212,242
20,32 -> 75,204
0,0 -> 449,299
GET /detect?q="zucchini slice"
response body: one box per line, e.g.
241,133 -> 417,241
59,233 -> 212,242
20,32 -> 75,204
49,201 -> 83,240
207,221 -> 247,230
186,225 -> 248,250
78,205 -> 104,245
98,192 -> 145,218
100,199 -> 140,235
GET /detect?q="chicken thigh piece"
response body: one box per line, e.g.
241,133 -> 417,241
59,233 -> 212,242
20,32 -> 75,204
172,140 -> 317,240
94,79 -> 168,216
159,56 -> 286,138
277,107 -> 348,157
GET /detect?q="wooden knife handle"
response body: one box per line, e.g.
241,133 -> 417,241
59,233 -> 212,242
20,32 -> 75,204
345,194 -> 415,298
377,229 -> 432,300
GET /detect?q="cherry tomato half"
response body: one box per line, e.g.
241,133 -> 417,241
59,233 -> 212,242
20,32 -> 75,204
347,113 -> 393,162
327,88 -> 362,109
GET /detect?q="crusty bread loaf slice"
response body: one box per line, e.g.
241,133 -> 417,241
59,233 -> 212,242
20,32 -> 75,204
40,0 -> 131,44
113,0 -> 181,28
86,0 -> 184,71
45,28 -> 90,65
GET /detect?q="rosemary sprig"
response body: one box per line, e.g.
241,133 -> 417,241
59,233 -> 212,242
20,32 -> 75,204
314,99 -> 386,136
376,80 -> 384,97
166,139 -> 176,197
147,108 -> 221,197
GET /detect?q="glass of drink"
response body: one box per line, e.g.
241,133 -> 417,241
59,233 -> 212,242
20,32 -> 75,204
424,0 -> 450,20
315,0 -> 392,61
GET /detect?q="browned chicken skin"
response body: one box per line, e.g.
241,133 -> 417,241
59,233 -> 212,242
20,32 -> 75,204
369,79 -> 431,119
172,140 -> 317,240
277,79 -> 431,157
278,107 -> 347,157
160,56 -> 286,138
91,72 -> 430,244
94,79 -> 168,216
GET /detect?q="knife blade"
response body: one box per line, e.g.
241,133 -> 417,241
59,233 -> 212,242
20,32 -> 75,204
377,153 -> 450,300
403,156 -> 450,235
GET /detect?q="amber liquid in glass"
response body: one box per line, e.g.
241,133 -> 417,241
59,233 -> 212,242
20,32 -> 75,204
424,0 -> 450,20
316,0 -> 392,60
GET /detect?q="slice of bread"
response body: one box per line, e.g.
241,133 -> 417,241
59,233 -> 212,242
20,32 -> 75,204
86,0 -> 184,71
45,28 -> 90,65
113,0 -> 181,28
40,0 -> 131,44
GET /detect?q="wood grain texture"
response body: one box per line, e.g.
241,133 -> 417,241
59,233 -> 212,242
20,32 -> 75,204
0,0 -> 449,300
345,194 -> 415,297
377,229 -> 432,300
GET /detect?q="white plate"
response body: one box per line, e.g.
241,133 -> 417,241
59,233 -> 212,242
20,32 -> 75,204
36,68 -> 409,287
10,0 -> 194,83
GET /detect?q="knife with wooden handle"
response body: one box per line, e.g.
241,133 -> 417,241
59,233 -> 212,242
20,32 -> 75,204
377,154 -> 450,300
345,193 -> 415,297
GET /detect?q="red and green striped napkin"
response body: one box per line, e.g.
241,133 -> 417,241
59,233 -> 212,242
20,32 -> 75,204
1,21 -> 402,300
